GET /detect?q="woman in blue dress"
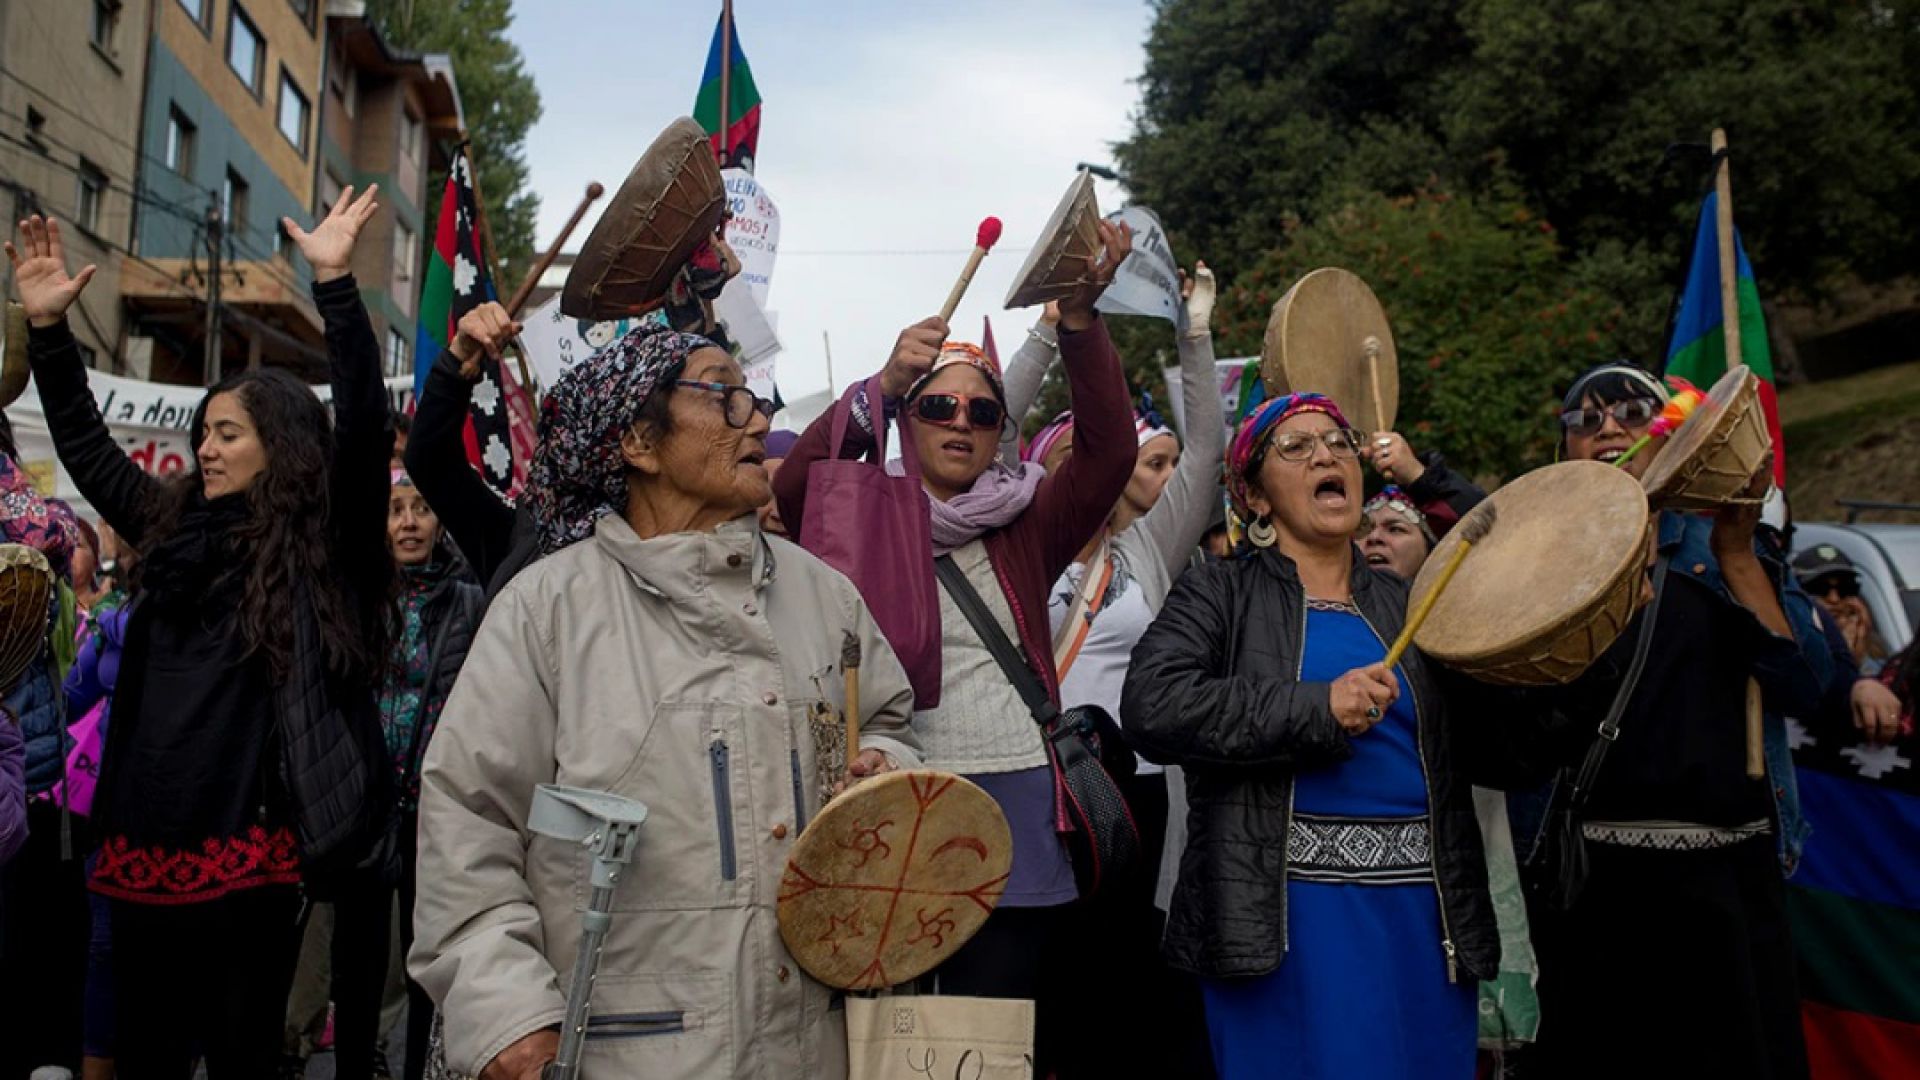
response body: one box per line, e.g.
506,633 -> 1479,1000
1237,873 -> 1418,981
1122,392 -> 1505,1079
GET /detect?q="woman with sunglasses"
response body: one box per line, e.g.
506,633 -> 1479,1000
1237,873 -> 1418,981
1525,362 -> 1831,1079
773,221 -> 1136,1074
1121,393 -> 1509,1079
997,263 -> 1224,1077
410,322 -> 921,1080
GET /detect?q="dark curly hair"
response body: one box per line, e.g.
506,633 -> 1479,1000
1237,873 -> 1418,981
143,368 -> 391,682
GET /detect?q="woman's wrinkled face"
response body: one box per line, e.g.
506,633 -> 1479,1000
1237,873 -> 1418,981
198,391 -> 268,499
1246,411 -> 1363,546
1564,393 -> 1659,480
909,365 -> 1000,502
388,486 -> 441,566
1360,506 -> 1431,580
636,347 -> 771,520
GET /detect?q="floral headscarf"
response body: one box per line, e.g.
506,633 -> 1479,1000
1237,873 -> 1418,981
1362,485 -> 1436,545
1224,392 -> 1350,520
524,322 -> 717,554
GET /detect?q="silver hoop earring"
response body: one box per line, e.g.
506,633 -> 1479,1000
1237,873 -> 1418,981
1248,516 -> 1277,548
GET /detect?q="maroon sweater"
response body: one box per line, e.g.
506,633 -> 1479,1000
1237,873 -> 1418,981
774,319 -> 1136,704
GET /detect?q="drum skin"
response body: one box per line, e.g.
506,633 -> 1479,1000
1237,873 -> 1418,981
560,117 -> 726,320
778,770 -> 1012,991
1411,461 -> 1651,686
1642,364 -> 1772,511
1004,170 -> 1103,310
1261,268 -> 1398,435
0,544 -> 51,696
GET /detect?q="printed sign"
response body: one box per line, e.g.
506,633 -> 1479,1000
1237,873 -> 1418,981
1095,204 -> 1185,329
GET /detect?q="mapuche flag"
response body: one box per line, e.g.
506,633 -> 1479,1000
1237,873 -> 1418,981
1662,191 -> 1786,487
413,152 -> 531,497
693,8 -> 761,171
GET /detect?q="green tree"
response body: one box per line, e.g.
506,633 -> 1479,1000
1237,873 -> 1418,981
366,0 -> 543,280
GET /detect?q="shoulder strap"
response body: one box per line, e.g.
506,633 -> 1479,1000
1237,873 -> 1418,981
1052,538 -> 1115,678
934,554 -> 1058,729
1563,553 -> 1674,815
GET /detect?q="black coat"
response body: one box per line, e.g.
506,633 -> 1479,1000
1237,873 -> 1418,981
403,349 -> 536,599
1121,546 -> 1508,983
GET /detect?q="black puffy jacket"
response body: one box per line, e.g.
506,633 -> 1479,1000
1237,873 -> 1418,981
1121,546 -> 1511,983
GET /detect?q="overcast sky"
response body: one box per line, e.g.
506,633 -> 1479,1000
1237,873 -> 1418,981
512,0 -> 1153,419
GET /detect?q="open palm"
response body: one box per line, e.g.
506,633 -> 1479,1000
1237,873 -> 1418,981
5,216 -> 97,326
283,183 -> 379,278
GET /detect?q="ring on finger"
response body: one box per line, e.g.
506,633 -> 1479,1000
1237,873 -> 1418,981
1365,705 -> 1381,721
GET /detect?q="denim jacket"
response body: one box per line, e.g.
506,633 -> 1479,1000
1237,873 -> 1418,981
1663,514 -> 1830,874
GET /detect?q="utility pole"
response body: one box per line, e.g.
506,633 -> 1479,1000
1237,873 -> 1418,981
204,200 -> 223,385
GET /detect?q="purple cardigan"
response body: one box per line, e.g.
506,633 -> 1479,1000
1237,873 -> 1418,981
774,318 -> 1135,704
0,712 -> 24,866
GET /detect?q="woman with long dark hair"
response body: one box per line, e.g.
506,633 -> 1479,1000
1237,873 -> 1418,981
10,192 -> 395,1077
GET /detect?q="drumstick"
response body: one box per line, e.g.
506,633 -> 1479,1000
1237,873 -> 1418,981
938,217 -> 1003,324
1383,503 -> 1499,671
842,630 -> 862,771
1745,677 -> 1764,780
1363,335 -> 1387,436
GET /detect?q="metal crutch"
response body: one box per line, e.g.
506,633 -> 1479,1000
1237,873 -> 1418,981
527,783 -> 650,1080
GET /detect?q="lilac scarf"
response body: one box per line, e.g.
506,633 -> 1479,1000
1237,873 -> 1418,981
886,458 -> 1045,555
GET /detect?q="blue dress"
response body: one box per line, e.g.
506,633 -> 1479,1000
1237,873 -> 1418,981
1200,606 -> 1476,1079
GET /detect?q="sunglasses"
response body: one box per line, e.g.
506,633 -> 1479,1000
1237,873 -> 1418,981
914,393 -> 1005,430
674,380 -> 776,429
1561,399 -> 1658,436
1810,574 -> 1860,600
1264,428 -> 1363,463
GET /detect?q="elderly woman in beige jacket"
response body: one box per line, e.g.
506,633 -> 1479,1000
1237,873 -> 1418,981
410,310 -> 920,1080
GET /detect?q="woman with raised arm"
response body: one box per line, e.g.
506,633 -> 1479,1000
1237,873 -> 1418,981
774,222 -> 1137,1074
1000,264 -> 1225,1077
9,193 -> 395,1078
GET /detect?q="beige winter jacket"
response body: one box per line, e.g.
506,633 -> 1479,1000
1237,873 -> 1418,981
410,514 -> 920,1078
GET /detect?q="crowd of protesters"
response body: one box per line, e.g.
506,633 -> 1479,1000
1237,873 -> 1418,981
0,194 -> 1910,1080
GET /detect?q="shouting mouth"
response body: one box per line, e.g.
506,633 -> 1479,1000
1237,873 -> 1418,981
1314,475 -> 1349,509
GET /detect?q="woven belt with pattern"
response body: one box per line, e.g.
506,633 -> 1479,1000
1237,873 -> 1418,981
1582,818 -> 1771,851
1287,812 -> 1433,885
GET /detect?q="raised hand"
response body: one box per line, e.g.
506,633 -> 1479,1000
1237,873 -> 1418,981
451,302 -> 523,381
880,316 -> 947,399
282,183 -> 380,283
5,217 -> 97,327
1182,260 -> 1216,334
1362,431 -> 1426,486
1058,219 -> 1133,332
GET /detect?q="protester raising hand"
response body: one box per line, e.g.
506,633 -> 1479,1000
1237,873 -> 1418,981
450,301 -> 524,381
281,183 -> 380,283
6,216 -> 98,327
879,315 -> 948,398
1058,219 -> 1132,331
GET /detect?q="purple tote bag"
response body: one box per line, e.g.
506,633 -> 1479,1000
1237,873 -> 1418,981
798,376 -> 942,709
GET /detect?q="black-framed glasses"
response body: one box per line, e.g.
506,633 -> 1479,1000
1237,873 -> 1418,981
675,380 -> 775,429
1265,428 -> 1362,463
913,392 -> 1005,430
1561,399 -> 1658,436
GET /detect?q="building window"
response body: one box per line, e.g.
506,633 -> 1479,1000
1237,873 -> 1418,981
277,70 -> 310,154
329,57 -> 356,118
91,1 -> 120,54
177,0 -> 206,27
223,168 -> 250,237
24,106 -> 47,154
393,224 -> 417,282
76,161 -> 107,233
164,107 -> 196,175
318,168 -> 344,218
288,0 -> 314,25
272,219 -> 289,259
399,106 -> 422,161
227,6 -> 264,95
386,329 -> 409,379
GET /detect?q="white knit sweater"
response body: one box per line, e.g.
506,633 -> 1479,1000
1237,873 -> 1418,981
913,540 -> 1049,774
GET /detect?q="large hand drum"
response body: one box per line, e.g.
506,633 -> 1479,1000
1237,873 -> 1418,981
1004,170 -> 1103,309
0,544 -> 51,696
1410,462 -> 1651,686
561,117 -> 726,320
778,771 -> 1011,990
1262,268 -> 1398,434
1641,364 -> 1772,510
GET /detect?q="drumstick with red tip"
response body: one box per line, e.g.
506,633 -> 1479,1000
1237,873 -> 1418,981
938,217 -> 1003,323
1383,502 -> 1499,671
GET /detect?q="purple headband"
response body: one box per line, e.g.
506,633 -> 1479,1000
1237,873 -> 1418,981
1225,392 -> 1350,520
525,322 -> 717,554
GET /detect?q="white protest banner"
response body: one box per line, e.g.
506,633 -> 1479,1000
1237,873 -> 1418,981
722,168 -> 780,308
518,293 -> 641,392
1095,205 -> 1185,328
2,367 -> 412,522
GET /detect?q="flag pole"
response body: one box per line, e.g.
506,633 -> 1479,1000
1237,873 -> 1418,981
1714,127 -> 1766,781
822,330 -> 834,397
460,139 -> 538,393
718,0 -> 733,164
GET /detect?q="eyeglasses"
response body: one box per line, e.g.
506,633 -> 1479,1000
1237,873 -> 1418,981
1810,574 -> 1860,600
1264,428 -> 1363,463
674,380 -> 776,429
1560,399 -> 1658,436
913,393 -> 1005,430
